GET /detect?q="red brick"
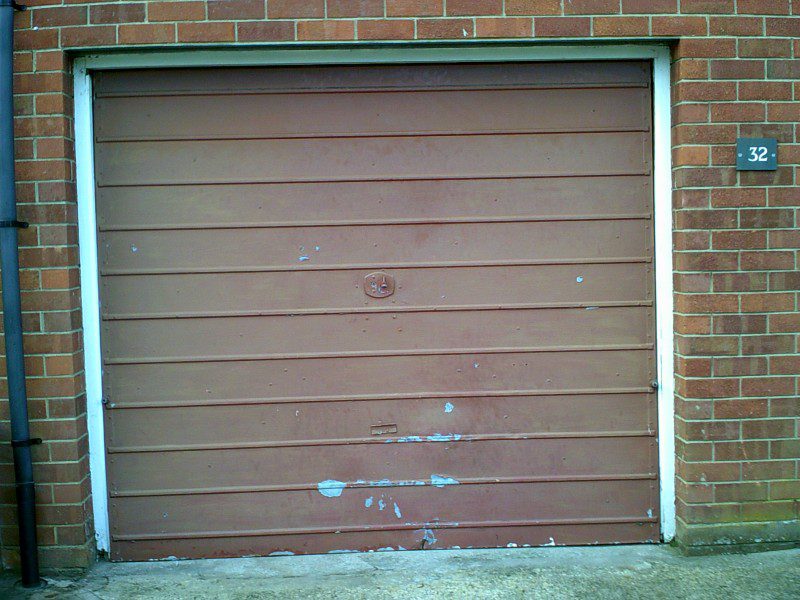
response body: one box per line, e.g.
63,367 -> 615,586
714,440 -> 769,461
268,0 -> 324,18
672,59 -> 709,80
475,17 -> 532,38
713,357 -> 768,377
715,482 -> 768,503
652,16 -> 707,36
149,1 -> 207,21
742,419 -> 795,439
677,356 -> 713,377
446,0 -> 503,16
297,20 -> 355,41
711,102 -> 765,123
710,59 -> 765,79
767,59 -> 800,79
506,0 -> 561,15
684,0 -> 735,12
674,124 -> 736,144
177,22 -> 236,43
676,335 -> 739,356
741,293 -> 795,313
592,16 -> 649,36
713,314 -> 767,334
741,335 -> 795,355
563,0 -> 620,15
237,21 -> 295,41
675,209 -> 737,230
679,377 -> 739,399
708,17 -> 763,37
769,313 -> 800,333
386,0 -> 443,16
207,0 -> 266,19
740,251 -> 795,271
765,17 -> 800,37
673,315 -> 711,335
327,0 -> 384,17
90,3 -> 146,24
118,24 -> 176,45
739,81 -> 794,101
32,6 -> 87,28
622,0 -> 676,11
60,26 -> 117,47
357,19 -> 415,40
742,377 -> 796,397
674,231 -> 710,251
676,293 -> 739,314
674,251 -> 739,272
674,38 -> 736,58
768,272 -> 800,291
417,18 -> 474,38
534,17 -> 591,37
738,0 -> 790,14
738,38 -> 793,58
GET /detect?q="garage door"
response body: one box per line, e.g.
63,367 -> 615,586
93,61 -> 658,561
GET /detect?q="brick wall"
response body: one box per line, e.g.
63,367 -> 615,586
1,0 -> 798,570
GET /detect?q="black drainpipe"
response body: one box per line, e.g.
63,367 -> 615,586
1,0 -> 42,588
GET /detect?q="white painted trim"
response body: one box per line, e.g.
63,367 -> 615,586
74,58 -> 110,553
651,47 -> 676,543
73,43 -> 675,552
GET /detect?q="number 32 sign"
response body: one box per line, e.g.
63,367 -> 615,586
736,137 -> 778,171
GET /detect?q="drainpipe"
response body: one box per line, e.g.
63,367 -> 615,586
1,0 -> 42,588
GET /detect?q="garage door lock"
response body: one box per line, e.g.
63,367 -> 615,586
364,272 -> 395,298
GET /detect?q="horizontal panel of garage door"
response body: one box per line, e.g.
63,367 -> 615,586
94,61 -> 657,560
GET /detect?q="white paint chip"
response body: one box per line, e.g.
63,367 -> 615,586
317,479 -> 346,498
444,402 -> 454,413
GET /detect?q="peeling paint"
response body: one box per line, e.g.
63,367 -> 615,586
421,528 -> 438,547
431,474 -> 460,488
393,502 -> 402,519
576,276 -> 584,283
364,496 -> 373,508
647,508 -> 654,518
543,537 -> 556,546
378,498 -> 386,511
444,402 -> 454,413
268,551 -> 295,556
427,433 -> 462,442
298,255 -> 310,262
317,479 -> 346,498
328,549 -> 358,554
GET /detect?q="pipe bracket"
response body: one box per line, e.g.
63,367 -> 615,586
0,219 -> 29,228
11,438 -> 42,448
0,1 -> 27,10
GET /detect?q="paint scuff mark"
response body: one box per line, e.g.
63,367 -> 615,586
317,479 -> 346,498
393,435 -> 424,443
298,255 -> 310,262
647,508 -> 654,518
576,276 -> 584,283
507,543 -> 518,548
427,433 -> 462,442
393,502 -> 402,519
268,551 -> 295,556
378,498 -> 386,511
328,549 -> 358,554
585,306 -> 599,310
543,537 -> 556,546
431,474 -> 460,488
444,402 -> 454,413
365,496 -> 373,508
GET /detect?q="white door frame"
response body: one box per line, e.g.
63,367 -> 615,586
74,42 -> 675,554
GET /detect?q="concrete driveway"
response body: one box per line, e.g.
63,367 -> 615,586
2,545 -> 799,599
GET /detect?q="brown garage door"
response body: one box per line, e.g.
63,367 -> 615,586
93,61 -> 658,561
